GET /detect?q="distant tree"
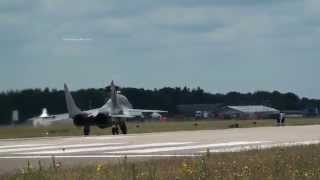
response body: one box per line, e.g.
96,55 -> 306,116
0,86 -> 318,124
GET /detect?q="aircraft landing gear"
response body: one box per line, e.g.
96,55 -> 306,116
84,125 -> 90,136
111,119 -> 119,135
112,126 -> 119,135
111,118 -> 127,135
119,121 -> 127,134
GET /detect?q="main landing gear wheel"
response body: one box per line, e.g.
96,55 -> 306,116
120,121 -> 127,134
112,126 -> 119,135
84,126 -> 90,136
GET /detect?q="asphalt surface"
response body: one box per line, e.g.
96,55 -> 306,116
1,125 -> 320,174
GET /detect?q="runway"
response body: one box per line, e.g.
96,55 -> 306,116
1,125 -> 320,173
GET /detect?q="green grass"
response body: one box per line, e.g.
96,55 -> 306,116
0,118 -> 320,139
2,144 -> 320,180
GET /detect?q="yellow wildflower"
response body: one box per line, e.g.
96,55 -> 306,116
96,164 -> 103,173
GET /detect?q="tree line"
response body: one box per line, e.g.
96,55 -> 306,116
0,86 -> 319,124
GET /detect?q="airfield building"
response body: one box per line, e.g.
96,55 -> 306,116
177,104 -> 280,120
218,105 -> 280,119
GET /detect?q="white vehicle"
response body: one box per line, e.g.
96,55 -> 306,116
151,112 -> 162,119
64,81 -> 167,135
195,111 -> 202,119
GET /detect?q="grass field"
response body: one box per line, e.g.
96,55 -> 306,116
2,144 -> 320,179
0,118 -> 320,139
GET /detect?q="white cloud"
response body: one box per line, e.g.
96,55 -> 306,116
1,0 -> 320,98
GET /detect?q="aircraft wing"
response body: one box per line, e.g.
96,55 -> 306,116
41,108 -> 99,122
84,108 -> 100,117
127,109 -> 168,114
111,114 -> 135,118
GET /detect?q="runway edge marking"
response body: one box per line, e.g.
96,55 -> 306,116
15,142 -> 194,155
105,141 -> 268,154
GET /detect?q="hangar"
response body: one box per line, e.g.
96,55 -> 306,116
177,104 -> 279,119
218,105 -> 280,119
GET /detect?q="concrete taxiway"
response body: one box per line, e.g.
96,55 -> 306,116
1,125 -> 320,173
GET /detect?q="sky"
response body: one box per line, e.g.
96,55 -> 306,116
0,0 -> 319,98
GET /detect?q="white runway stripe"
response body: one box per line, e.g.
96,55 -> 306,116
200,140 -> 320,153
0,143 -> 125,153
0,144 -> 47,149
0,154 -> 201,159
18,142 -> 193,155
106,141 -> 267,154
64,136 -> 133,141
203,145 -> 260,153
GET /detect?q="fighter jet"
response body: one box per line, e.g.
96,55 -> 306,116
64,81 -> 167,135
30,108 -> 69,127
